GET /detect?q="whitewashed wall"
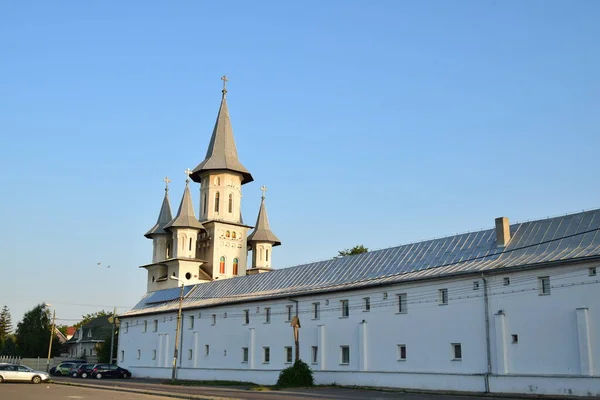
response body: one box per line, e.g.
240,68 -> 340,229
118,262 -> 599,396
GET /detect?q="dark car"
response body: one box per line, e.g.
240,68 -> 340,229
72,363 -> 95,378
90,364 -> 132,379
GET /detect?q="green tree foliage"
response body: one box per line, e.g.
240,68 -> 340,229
276,359 -> 314,387
74,310 -> 110,329
337,245 -> 369,257
15,304 -> 61,357
95,330 -> 118,364
0,305 -> 12,341
0,334 -> 18,356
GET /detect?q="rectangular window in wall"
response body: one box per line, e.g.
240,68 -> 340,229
340,346 -> 350,365
503,277 -> 510,286
189,315 -> 194,330
152,350 -> 156,360
188,349 -> 193,360
263,347 -> 270,363
143,321 -> 147,333
311,346 -> 318,364
340,300 -> 349,317
397,344 -> 406,361
244,309 -> 249,324
452,343 -> 462,360
473,281 -> 480,290
590,267 -> 597,277
153,320 -> 158,332
211,314 -> 216,325
438,288 -> 449,305
242,347 -> 249,363
539,276 -> 551,295
205,345 -> 210,356
120,351 -> 124,362
125,322 -> 129,334
286,305 -> 293,322
285,346 -> 293,363
397,293 -> 407,313
265,308 -> 271,323
312,302 -> 320,319
137,350 -> 141,359
363,297 -> 370,311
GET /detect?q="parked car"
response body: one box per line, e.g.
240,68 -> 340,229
0,363 -> 51,384
72,363 -> 95,378
90,364 -> 132,379
53,362 -> 78,376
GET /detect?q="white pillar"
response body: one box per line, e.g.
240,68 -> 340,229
359,320 -> 368,371
163,333 -> 170,368
249,328 -> 255,369
157,334 -> 163,367
318,325 -> 326,370
494,313 -> 509,374
193,332 -> 199,367
576,308 -> 594,376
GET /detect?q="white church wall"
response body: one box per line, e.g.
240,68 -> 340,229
118,261 -> 599,395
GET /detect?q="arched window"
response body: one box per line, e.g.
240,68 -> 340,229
232,231 -> 237,239
215,177 -> 221,186
259,247 -> 264,261
166,242 -> 172,259
189,237 -> 193,251
214,192 -> 220,213
226,230 -> 230,238
228,193 -> 233,213
266,249 -> 269,262
233,258 -> 239,275
219,256 -> 225,274
203,193 -> 207,215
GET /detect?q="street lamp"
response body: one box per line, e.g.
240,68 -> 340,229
170,276 -> 185,382
45,303 -> 56,372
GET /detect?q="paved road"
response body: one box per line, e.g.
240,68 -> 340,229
50,376 -> 541,400
0,382 -> 172,400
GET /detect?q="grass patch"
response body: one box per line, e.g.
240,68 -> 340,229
164,380 -> 258,387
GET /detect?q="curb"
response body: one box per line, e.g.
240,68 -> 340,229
52,381 -> 241,400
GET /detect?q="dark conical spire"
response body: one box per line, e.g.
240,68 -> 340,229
145,181 -> 173,238
190,76 -> 253,184
164,180 -> 204,230
247,187 -> 281,246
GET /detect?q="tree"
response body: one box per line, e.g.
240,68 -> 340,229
0,305 -> 12,342
15,304 -> 61,357
337,245 -> 369,257
74,310 -> 110,329
0,334 -> 17,356
95,330 -> 118,364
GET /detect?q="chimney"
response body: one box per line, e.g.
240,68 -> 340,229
495,217 -> 511,247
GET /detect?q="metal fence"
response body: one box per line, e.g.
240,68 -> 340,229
0,355 -> 22,365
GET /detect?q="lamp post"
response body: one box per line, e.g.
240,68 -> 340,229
170,276 -> 185,382
45,304 -> 56,372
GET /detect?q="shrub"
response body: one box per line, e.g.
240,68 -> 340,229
276,359 -> 314,387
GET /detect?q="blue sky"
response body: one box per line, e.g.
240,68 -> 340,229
1,1 -> 598,328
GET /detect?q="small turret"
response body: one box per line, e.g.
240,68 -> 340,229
247,186 -> 281,274
144,177 -> 174,263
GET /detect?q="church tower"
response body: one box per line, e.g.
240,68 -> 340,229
189,76 -> 254,280
247,187 -> 281,274
141,175 -> 212,292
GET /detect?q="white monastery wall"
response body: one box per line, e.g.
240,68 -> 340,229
118,261 -> 599,395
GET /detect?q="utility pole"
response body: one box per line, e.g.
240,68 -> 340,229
46,308 -> 56,372
109,307 -> 117,364
171,279 -> 185,381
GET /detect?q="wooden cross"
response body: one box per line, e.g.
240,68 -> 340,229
260,185 -> 267,199
163,176 -> 171,191
221,75 -> 228,92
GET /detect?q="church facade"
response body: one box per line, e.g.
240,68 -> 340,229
118,81 -> 600,397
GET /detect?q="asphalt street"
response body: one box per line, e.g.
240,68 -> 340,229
0,383 -> 172,400
46,376 -> 546,400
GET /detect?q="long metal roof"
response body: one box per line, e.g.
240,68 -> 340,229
123,209 -> 600,317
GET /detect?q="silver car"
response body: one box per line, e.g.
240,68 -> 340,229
0,363 -> 51,384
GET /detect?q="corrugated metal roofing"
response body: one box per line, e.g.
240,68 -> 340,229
123,209 -> 600,317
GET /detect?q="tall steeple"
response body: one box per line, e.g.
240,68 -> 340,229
164,174 -> 203,231
248,186 -> 281,274
144,177 -> 173,238
190,76 -> 253,185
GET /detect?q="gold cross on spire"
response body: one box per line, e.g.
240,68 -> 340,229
184,168 -> 192,184
221,75 -> 228,97
163,176 -> 171,192
260,185 -> 267,199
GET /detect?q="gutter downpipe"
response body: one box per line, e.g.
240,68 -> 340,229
482,273 -> 491,394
